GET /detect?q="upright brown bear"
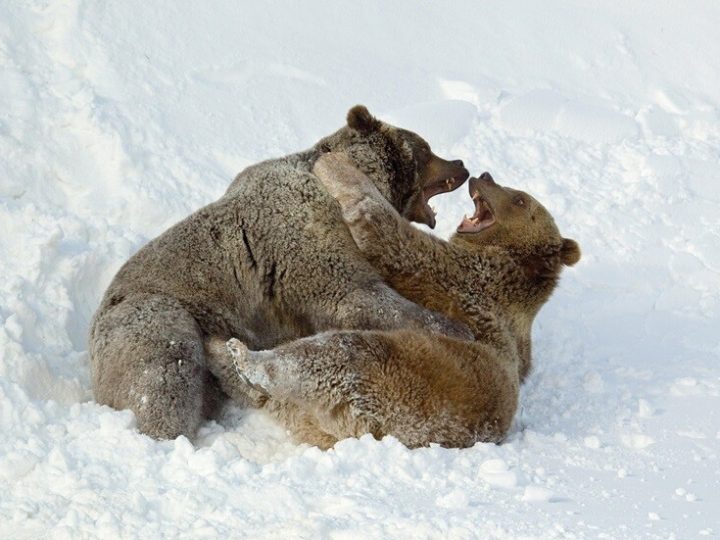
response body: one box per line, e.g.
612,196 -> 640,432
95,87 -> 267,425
206,154 -> 581,449
89,107 -> 470,440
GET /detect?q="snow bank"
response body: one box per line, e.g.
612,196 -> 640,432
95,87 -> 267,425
1,1 -> 718,538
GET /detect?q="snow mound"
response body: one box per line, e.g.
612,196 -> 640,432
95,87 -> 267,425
496,89 -> 639,143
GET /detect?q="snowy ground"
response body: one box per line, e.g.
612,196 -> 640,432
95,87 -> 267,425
1,1 -> 719,538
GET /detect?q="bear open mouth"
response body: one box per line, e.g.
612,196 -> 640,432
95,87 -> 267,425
457,191 -> 496,233
421,176 -> 466,228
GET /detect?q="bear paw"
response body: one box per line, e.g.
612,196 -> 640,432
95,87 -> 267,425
226,338 -> 249,371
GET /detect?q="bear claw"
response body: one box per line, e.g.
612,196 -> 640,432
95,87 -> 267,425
226,338 -> 249,372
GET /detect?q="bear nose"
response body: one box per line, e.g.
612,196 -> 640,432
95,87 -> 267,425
479,172 -> 495,184
451,159 -> 464,168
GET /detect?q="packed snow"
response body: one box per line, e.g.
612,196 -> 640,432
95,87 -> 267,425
1,1 -> 719,538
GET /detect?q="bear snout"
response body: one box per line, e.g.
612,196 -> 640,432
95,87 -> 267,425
478,172 -> 496,185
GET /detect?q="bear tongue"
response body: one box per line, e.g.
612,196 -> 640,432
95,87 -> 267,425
406,194 -> 437,228
422,201 -> 437,229
457,198 -> 495,233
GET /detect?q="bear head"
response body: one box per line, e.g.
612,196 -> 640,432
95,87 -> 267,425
453,172 -> 580,301
314,105 -> 469,229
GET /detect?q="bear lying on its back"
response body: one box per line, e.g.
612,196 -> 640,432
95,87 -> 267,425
206,154 -> 580,449
89,106 -> 470,440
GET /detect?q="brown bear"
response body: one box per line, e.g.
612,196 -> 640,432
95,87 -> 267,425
89,107 -> 470,440
205,153 -> 580,449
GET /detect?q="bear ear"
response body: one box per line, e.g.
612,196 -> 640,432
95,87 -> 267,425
347,105 -> 381,135
560,238 -> 581,266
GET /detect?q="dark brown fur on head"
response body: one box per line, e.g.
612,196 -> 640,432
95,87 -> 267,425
314,105 -> 469,228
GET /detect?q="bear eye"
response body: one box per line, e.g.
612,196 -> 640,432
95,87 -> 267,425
514,196 -> 526,207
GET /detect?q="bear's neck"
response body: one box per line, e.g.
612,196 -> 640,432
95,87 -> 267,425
467,243 -> 561,313
454,244 -> 560,380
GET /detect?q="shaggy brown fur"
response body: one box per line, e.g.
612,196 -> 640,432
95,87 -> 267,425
89,107 -> 471,440
206,154 -> 580,449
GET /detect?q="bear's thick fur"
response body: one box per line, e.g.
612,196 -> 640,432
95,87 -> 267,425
206,154 -> 580,449
89,107 -> 470,440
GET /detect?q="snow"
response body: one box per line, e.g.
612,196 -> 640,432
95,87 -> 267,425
1,1 -> 719,538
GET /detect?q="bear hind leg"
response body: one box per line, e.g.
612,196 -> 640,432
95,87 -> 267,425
90,295 -> 212,440
218,333 -> 386,443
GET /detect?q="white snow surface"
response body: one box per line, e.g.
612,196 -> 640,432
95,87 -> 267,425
1,1 -> 719,538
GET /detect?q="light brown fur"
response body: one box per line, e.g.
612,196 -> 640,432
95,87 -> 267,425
206,155 -> 580,449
